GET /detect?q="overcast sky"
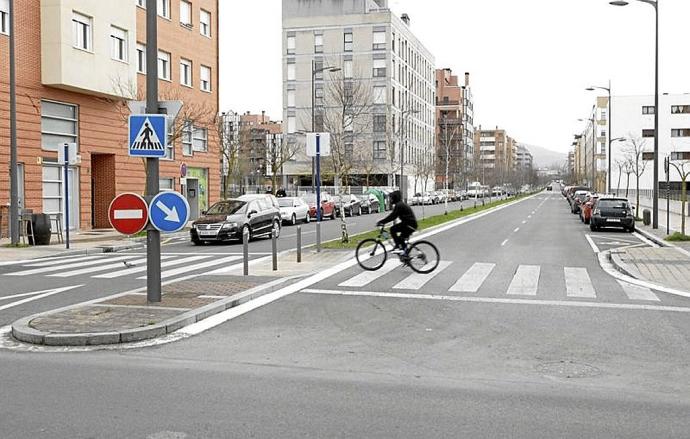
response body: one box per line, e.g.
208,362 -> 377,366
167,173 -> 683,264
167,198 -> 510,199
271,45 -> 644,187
219,0 -> 690,154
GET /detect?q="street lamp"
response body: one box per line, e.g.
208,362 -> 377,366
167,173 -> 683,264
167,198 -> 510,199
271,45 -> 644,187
399,107 -> 420,201
586,82 -> 615,193
311,62 -> 341,192
610,0 -> 660,228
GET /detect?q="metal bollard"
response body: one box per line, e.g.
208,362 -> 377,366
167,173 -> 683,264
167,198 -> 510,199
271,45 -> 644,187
272,228 -> 278,271
316,222 -> 321,253
243,228 -> 249,276
296,225 -> 302,263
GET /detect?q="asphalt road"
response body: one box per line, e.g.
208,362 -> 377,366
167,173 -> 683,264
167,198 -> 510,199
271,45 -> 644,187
2,191 -> 689,438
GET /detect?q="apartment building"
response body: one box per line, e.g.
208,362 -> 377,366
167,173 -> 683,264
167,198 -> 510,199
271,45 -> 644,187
0,0 -> 219,232
282,0 -> 436,194
515,144 -> 533,170
240,112 -> 283,190
435,68 -> 474,190
474,126 -> 517,186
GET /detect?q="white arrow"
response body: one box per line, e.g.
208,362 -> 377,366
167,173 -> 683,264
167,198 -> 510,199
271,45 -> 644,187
0,285 -> 83,312
156,200 -> 180,223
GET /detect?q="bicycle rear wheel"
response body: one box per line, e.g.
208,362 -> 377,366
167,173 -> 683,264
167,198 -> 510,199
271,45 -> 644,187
356,239 -> 387,271
406,240 -> 440,274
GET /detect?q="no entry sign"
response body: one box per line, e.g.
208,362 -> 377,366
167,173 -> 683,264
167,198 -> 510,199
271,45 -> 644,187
109,193 -> 149,235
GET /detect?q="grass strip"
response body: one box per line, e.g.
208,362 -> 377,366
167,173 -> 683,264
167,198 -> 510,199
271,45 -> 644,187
665,232 -> 690,242
323,193 -> 534,250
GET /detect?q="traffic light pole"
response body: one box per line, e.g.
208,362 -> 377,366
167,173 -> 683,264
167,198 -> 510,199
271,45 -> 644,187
145,0 -> 161,303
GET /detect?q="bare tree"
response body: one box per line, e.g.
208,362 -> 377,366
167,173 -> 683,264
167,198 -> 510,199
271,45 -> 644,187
217,112 -> 244,199
623,136 -> 650,216
356,141 -> 379,189
623,158 -> 634,199
669,151 -> 690,235
266,134 -> 301,195
614,158 -> 626,196
438,115 -> 460,207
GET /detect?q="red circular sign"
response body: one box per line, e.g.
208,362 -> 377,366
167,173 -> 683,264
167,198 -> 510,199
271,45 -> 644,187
108,193 -> 149,235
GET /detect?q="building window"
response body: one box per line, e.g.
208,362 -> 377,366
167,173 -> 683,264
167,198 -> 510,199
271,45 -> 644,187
157,50 -> 170,80
642,152 -> 654,161
287,89 -> 295,107
110,26 -> 128,62
374,86 -> 386,104
180,1 -> 192,27
287,35 -> 295,54
344,32 -> 353,52
193,127 -> 208,152
158,0 -> 170,19
670,151 -> 690,161
373,59 -> 386,78
180,58 -> 192,87
642,106 -> 655,115
314,34 -> 323,53
373,31 -> 386,50
287,116 -> 296,134
200,9 -> 211,37
343,60 -> 353,79
136,43 -> 146,73
373,115 -> 386,132
642,129 -> 654,138
41,100 -> 78,152
314,86 -> 324,106
136,0 -> 145,8
671,105 -> 690,114
374,141 -> 386,160
164,122 -> 174,160
72,12 -> 92,51
671,128 -> 690,138
182,121 -> 193,156
1,0 -> 9,35
287,63 -> 296,81
200,65 -> 211,92
160,178 -> 174,191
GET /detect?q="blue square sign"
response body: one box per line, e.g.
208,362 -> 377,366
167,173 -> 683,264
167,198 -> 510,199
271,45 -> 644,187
129,114 -> 167,158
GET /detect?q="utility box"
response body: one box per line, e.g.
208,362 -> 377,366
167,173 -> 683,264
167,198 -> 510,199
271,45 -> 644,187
643,209 -> 651,226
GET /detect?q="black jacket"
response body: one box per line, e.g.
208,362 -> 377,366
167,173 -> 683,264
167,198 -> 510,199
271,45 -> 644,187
380,202 -> 418,229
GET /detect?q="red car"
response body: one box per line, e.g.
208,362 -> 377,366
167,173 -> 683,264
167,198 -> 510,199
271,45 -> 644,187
580,194 -> 600,225
301,193 -> 336,220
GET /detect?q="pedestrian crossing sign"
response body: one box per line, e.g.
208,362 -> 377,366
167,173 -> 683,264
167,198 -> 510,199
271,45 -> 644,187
128,114 -> 167,158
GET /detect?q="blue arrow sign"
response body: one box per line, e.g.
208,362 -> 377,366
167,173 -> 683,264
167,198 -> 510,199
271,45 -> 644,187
129,114 -> 167,158
149,191 -> 191,233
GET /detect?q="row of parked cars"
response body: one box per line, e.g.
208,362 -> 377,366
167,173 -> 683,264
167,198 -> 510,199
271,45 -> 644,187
410,190 -> 468,205
190,192 -> 383,245
562,185 -> 636,233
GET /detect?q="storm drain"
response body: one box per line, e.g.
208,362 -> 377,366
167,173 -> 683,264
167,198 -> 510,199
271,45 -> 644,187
536,360 -> 602,379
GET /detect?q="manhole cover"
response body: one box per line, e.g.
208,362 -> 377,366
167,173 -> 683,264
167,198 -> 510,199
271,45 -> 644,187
536,360 -> 602,379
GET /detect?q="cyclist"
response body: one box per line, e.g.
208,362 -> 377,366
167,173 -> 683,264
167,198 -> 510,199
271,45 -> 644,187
376,190 -> 418,254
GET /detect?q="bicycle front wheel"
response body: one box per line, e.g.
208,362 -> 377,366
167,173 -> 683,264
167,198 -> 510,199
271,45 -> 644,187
356,239 -> 387,271
406,240 -> 440,274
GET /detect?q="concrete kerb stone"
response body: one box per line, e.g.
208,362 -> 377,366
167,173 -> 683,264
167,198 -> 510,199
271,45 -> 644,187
601,250 -> 690,298
636,227 -> 690,258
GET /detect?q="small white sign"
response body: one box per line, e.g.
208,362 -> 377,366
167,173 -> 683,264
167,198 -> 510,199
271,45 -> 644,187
306,132 -> 331,157
57,143 -> 78,165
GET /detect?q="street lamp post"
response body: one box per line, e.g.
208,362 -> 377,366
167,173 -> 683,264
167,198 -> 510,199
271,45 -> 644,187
8,0 -> 19,245
611,0 -> 660,228
586,81 -> 614,193
311,62 -> 340,193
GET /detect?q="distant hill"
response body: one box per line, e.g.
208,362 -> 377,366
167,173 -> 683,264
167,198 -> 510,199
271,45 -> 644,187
521,144 -> 567,168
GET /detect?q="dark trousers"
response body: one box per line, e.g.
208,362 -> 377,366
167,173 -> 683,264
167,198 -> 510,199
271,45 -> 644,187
391,223 -> 414,249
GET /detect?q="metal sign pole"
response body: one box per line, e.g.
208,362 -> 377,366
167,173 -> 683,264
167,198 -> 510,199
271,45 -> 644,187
63,144 -> 70,249
665,156 -> 670,235
316,134 -> 322,252
145,0 -> 161,303
9,0 -> 19,245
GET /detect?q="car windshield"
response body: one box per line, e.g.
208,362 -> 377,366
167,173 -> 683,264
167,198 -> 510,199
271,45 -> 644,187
278,199 -> 294,207
598,200 -> 629,209
206,201 -> 246,215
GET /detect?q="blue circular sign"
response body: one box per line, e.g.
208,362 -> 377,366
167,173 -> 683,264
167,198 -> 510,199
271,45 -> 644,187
149,191 -> 191,233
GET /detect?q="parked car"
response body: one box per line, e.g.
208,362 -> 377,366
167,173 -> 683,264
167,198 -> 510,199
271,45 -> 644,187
333,194 -> 362,217
277,197 -> 310,225
571,190 -> 590,214
590,197 -> 636,233
411,192 -> 432,205
358,194 -> 380,214
191,195 -> 281,245
301,193 -> 336,220
580,193 -> 601,224
428,192 -> 441,204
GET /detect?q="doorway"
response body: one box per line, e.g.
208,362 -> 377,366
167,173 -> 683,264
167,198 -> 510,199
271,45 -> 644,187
186,178 -> 199,219
91,154 -> 116,229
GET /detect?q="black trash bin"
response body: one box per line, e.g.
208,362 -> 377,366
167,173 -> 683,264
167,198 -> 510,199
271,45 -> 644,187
642,209 -> 651,226
30,213 -> 52,245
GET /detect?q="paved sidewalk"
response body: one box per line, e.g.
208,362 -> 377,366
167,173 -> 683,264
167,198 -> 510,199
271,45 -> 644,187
610,246 -> 690,293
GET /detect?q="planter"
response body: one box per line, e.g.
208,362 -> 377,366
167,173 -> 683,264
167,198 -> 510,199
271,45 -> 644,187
30,213 -> 52,246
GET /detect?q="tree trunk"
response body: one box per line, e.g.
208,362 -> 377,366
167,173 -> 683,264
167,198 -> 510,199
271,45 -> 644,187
625,174 -> 630,198
616,170 -> 622,195
635,174 -> 641,218
682,179 -> 687,236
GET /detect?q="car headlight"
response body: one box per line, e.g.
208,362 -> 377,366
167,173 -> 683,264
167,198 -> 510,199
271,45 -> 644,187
221,223 -> 237,230
593,209 -> 600,216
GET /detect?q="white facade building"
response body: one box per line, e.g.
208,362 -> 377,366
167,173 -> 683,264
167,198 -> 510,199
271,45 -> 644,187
282,0 -> 436,193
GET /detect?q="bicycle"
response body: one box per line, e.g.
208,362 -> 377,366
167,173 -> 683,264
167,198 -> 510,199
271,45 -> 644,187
355,225 -> 440,274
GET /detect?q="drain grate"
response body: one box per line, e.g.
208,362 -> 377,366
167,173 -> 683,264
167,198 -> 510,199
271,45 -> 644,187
536,360 -> 602,379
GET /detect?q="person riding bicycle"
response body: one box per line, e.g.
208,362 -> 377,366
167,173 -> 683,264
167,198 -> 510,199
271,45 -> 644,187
376,190 -> 418,254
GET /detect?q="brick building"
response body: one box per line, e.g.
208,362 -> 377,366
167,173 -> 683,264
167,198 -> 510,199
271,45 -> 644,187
0,0 -> 219,232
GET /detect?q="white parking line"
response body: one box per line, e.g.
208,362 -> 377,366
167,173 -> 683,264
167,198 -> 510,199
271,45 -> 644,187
514,227 -> 520,233
501,239 -> 509,247
585,234 -> 600,253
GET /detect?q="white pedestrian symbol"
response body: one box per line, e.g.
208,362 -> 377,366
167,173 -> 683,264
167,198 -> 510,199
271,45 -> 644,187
132,118 -> 164,151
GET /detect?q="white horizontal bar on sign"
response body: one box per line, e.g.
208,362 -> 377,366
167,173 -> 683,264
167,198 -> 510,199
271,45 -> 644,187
114,209 -> 144,220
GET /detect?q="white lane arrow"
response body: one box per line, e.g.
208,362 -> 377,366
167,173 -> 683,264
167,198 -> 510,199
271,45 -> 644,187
156,200 -> 180,223
0,285 -> 83,312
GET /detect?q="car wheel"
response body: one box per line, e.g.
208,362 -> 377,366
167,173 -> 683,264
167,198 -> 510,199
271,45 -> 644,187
357,207 -> 362,216
628,225 -> 636,233
590,223 -> 598,232
271,219 -> 281,238
291,214 -> 297,226
584,217 -> 590,225
192,238 -> 203,246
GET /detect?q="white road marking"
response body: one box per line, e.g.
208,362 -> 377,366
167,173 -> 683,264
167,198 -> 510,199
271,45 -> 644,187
6,256 -> 131,277
633,232 -> 660,248
94,255 -> 209,278
0,254 -> 103,267
514,227 -> 520,233
522,220 -> 527,224
617,280 -> 660,302
301,289 -> 690,314
507,265 -> 540,296
25,255 -> 105,267
139,255 -> 243,279
0,285 -> 83,312
339,260 -> 399,287
564,267 -> 596,298
393,261 -> 452,290
528,215 -> 532,219
48,256 -> 172,278
449,263 -> 496,293
585,234 -> 600,253
501,239 -> 509,246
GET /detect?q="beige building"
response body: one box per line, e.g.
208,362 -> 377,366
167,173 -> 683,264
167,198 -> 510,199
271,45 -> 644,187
474,127 -> 517,186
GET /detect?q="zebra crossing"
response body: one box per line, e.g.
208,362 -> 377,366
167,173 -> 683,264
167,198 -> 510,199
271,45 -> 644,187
3,253 -> 243,280
335,262 -> 663,303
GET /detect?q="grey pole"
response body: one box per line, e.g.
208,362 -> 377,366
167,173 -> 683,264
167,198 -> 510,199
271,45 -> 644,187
316,222 -> 321,253
652,1 -> 659,229
243,228 -> 249,276
145,0 -> 161,303
608,81 -> 613,194
272,229 -> 278,271
296,225 -> 302,263
8,0 -> 19,245
311,60 -> 315,193
592,117 -> 596,191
